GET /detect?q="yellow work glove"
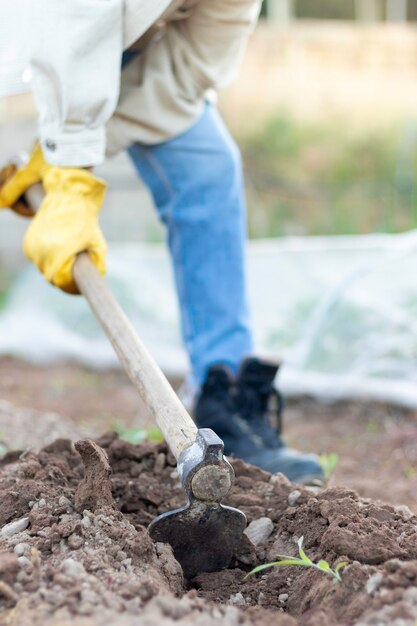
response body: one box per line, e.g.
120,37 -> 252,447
23,167 -> 107,295
0,144 -> 48,217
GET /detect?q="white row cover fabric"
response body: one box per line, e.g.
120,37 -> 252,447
0,233 -> 416,407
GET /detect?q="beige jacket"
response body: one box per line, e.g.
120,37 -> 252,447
31,0 -> 261,167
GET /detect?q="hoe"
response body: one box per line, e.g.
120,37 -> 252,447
22,171 -> 247,579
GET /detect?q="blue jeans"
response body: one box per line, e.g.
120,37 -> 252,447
127,104 -> 254,385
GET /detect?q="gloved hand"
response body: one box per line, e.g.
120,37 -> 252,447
23,167 -> 107,294
0,144 -> 48,217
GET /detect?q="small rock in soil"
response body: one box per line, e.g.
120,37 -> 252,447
228,592 -> 246,606
395,504 -> 415,521
13,543 -> 28,556
61,557 -> 85,578
1,517 -> 30,538
366,572 -> 384,595
17,555 -> 32,569
287,490 -> 301,506
244,517 -> 274,546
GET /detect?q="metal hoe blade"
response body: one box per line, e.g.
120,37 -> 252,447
149,500 -> 246,579
149,429 -> 247,579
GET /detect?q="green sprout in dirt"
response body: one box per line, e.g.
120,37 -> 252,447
319,452 -> 339,483
245,536 -> 348,584
112,423 -> 164,445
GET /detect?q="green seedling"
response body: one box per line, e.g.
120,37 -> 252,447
366,418 -> 379,435
245,536 -> 348,584
113,423 -> 164,445
404,465 -> 417,479
319,452 -> 339,483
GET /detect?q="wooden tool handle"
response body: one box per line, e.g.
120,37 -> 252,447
24,182 -> 197,460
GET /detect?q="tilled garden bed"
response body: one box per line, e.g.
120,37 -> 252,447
1,431 -> 417,626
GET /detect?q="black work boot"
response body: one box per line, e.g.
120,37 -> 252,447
194,358 -> 324,485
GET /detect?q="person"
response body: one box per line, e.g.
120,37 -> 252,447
0,0 -> 323,484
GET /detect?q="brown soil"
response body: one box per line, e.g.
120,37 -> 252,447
1,430 -> 417,626
1,357 -> 417,514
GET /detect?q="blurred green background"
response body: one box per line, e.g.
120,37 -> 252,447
239,114 -> 417,237
261,0 -> 417,21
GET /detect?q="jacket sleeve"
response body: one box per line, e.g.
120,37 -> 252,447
31,0 -> 124,167
167,0 -> 262,100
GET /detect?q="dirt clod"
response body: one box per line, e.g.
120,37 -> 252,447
0,552 -> 19,584
74,440 -> 115,513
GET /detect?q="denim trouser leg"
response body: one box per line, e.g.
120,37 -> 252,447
127,104 -> 254,385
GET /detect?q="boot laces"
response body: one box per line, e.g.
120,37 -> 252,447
237,381 -> 284,435
202,371 -> 234,411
